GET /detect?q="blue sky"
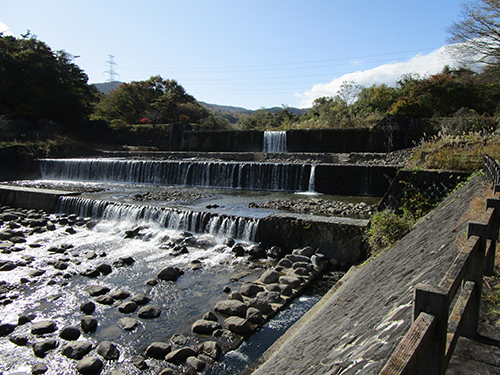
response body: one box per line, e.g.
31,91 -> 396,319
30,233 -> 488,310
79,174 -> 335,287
1,1 -> 465,109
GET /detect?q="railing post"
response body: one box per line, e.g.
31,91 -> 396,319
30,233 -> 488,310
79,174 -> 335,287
462,223 -> 487,338
485,196 -> 500,276
413,284 -> 448,375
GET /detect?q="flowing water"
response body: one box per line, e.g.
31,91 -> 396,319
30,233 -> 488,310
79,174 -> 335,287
263,131 -> 287,154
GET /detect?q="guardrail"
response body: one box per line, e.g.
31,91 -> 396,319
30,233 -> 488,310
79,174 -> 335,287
380,156 -> 500,375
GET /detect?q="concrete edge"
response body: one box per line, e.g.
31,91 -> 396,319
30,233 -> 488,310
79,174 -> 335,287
0,185 -> 80,213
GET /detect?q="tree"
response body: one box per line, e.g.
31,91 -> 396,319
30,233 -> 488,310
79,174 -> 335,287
92,75 -> 228,128
448,0 -> 500,67
0,34 -> 96,128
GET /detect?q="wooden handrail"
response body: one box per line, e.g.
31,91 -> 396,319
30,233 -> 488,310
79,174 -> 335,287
380,155 -> 500,375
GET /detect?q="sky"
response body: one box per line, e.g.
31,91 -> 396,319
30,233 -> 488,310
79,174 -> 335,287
1,1 -> 466,110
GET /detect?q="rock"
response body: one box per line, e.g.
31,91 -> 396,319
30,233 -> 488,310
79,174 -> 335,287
171,333 -> 187,346
292,261 -> 314,271
81,316 -> 98,333
65,227 -> 76,235
0,322 -> 16,336
95,295 -> 114,305
117,301 -> 137,313
31,320 -> 57,335
277,258 -> 293,268
292,246 -> 315,257
223,316 -> 251,335
76,356 -> 103,374
81,268 -> 100,278
259,269 -> 280,284
138,305 -> 161,319
266,283 -> 293,296
145,342 -> 171,359
279,275 -> 302,289
113,256 -> 135,267
9,334 -> 29,346
59,326 -> 81,341
80,301 -> 96,314
224,238 -> 235,247
110,289 -> 131,300
191,319 -> 222,335
248,245 -> 266,260
0,260 -> 16,271
311,253 -> 328,268
214,300 -> 248,318
117,317 -> 138,331
157,266 -> 182,281
30,269 -> 45,277
130,294 -> 150,305
33,339 -> 58,358
18,313 -> 35,325
227,291 -> 244,302
256,291 -> 284,304
158,369 -> 176,375
84,285 -> 110,296
97,341 -> 120,360
248,297 -> 273,315
61,341 -> 93,359
32,362 -> 48,374
223,286 -> 231,293
186,356 -> 205,371
131,355 -> 148,370
285,254 -> 311,263
246,307 -> 266,325
203,311 -> 218,321
231,245 -> 245,257
267,246 -> 286,259
96,263 -> 112,275
294,267 -> 311,276
199,341 -> 222,360
165,346 -> 197,363
240,283 -> 265,297
145,278 -> 158,286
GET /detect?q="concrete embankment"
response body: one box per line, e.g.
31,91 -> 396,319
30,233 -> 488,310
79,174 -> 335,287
250,176 -> 488,375
0,185 -> 79,213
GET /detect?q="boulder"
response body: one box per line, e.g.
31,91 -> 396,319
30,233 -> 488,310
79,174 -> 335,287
277,258 -> 293,268
32,339 -> 58,358
191,319 -> 222,335
214,300 -> 248,318
267,246 -> 286,259
279,275 -> 302,289
311,253 -> 328,268
171,333 -> 187,346
157,266 -> 182,281
95,295 -> 114,305
76,356 -> 103,375
248,246 -> 266,260
18,313 -> 35,325
186,356 -> 205,371
80,301 -> 95,315
246,307 -> 266,325
117,317 -> 138,331
81,268 -> 100,278
231,245 -> 245,257
32,363 -> 48,375
248,297 -> 273,315
203,311 -> 218,321
84,285 -> 110,296
223,316 -> 251,335
0,323 -> 16,336
117,301 -> 137,313
130,294 -> 150,305
138,305 -> 161,319
256,291 -> 283,304
0,260 -> 16,271
131,355 -> 148,370
227,291 -> 244,302
96,264 -> 112,275
97,341 -> 120,360
81,316 -> 98,333
59,326 -> 81,341
285,254 -> 311,263
198,341 -> 222,360
240,283 -> 264,297
292,246 -> 315,257
9,334 -> 29,346
31,320 -> 57,335
61,341 -> 92,359
165,346 -> 197,363
259,269 -> 280,284
145,342 -> 171,359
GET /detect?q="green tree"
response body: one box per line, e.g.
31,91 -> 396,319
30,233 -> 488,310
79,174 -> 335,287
0,34 -> 96,127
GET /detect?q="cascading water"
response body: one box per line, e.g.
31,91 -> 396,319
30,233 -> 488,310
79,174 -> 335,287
39,158 -> 311,192
57,196 -> 259,242
263,131 -> 287,153
308,164 -> 316,192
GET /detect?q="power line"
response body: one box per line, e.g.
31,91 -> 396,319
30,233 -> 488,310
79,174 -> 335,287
104,54 -> 120,91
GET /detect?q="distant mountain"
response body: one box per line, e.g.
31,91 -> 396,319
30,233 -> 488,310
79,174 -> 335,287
201,102 -> 309,124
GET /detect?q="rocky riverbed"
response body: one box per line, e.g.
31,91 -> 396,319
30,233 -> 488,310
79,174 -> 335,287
0,204 -> 340,375
248,198 -> 377,218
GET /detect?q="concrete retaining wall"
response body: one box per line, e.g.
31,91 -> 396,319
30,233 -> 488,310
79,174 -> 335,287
258,215 -> 368,264
0,186 -> 78,213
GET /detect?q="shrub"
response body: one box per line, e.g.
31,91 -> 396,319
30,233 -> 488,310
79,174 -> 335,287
366,210 -> 414,253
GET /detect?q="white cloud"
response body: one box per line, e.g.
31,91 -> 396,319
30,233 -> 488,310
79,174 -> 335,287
0,22 -> 14,36
296,45 -> 457,108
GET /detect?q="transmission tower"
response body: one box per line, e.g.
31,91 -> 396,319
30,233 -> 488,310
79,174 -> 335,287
104,54 -> 120,92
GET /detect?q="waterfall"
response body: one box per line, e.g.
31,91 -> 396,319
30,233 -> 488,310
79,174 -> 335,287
308,164 -> 316,192
57,196 -> 259,242
39,159 -> 310,192
263,131 -> 287,153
